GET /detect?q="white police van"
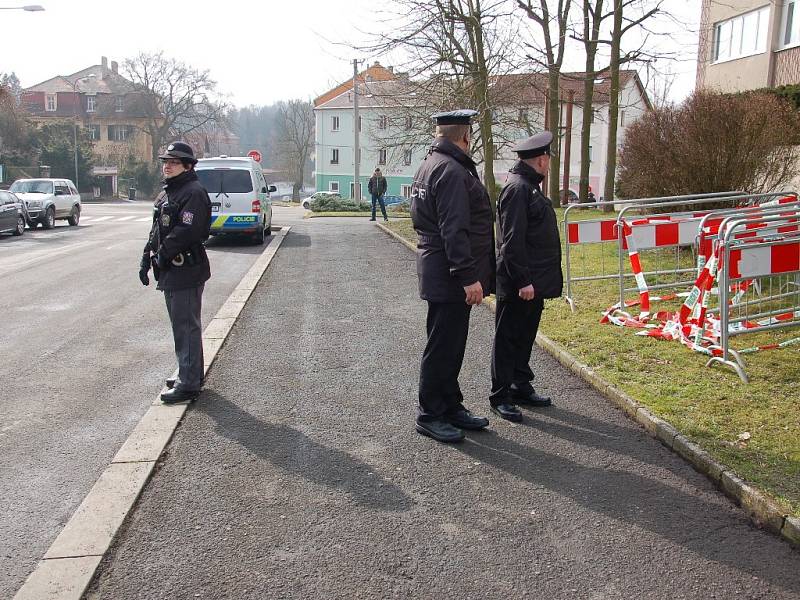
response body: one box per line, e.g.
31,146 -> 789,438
195,156 -> 275,244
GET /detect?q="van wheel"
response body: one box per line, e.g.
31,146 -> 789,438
252,225 -> 265,245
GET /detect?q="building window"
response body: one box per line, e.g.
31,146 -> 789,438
109,125 -> 129,141
115,96 -> 124,112
518,108 -> 527,124
358,116 -> 362,132
329,181 -> 339,193
86,95 -> 96,113
782,1 -> 799,47
403,149 -> 412,166
492,144 -> 500,160
401,184 -> 412,198
350,181 -> 362,199
378,148 -> 387,165
713,7 -> 769,63
405,115 -> 413,130
331,148 -> 339,164
588,145 -> 593,163
88,125 -> 101,141
46,94 -> 57,111
332,116 -> 340,131
620,110 -> 626,127
591,109 -> 596,123
378,115 -> 387,130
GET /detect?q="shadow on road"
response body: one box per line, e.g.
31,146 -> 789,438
199,391 -> 413,512
456,431 -> 799,592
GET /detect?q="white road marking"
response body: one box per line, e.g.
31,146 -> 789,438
91,216 -> 113,222
115,216 -> 136,222
136,217 -> 152,222
0,241 -> 99,276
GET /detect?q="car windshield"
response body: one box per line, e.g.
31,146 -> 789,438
10,180 -> 53,194
196,169 -> 253,195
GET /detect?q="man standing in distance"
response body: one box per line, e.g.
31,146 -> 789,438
139,141 -> 212,404
410,110 -> 495,443
490,132 -> 563,422
368,167 -> 389,222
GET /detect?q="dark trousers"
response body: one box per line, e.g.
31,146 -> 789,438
490,297 -> 544,404
371,194 -> 387,220
418,301 -> 472,421
164,284 -> 205,392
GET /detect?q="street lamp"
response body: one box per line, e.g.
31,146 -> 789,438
0,5 -> 46,10
69,74 -> 95,191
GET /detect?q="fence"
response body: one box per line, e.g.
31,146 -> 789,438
563,191 -> 744,310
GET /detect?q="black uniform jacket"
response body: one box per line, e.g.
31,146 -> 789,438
144,170 -> 212,291
496,160 -> 563,301
410,138 -> 495,303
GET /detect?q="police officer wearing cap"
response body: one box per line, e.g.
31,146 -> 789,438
490,131 -> 563,422
139,141 -> 212,404
410,109 -> 495,443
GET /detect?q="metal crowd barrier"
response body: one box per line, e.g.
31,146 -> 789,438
614,192 -> 798,311
707,209 -> 800,382
563,191 -> 742,310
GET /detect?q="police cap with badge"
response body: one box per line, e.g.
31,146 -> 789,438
158,141 -> 198,165
512,131 -> 553,159
431,109 -> 478,125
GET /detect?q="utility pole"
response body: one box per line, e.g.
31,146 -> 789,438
352,58 -> 360,201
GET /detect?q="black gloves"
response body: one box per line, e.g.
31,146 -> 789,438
138,253 -> 150,286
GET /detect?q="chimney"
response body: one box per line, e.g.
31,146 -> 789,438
111,61 -> 118,74
388,66 -> 394,73
100,56 -> 108,80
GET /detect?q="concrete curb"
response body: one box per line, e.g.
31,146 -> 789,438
374,223 -> 799,550
14,227 -> 292,600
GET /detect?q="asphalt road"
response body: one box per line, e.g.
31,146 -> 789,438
84,218 -> 799,599
0,202 -> 296,598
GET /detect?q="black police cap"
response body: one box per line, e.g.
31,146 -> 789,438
513,131 -> 553,159
159,141 -> 198,164
431,109 -> 478,125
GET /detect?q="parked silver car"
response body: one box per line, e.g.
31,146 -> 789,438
9,178 -> 82,229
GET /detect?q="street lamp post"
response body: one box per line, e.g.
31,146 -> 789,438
69,74 -> 95,191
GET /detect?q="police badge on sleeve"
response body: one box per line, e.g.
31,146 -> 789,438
181,212 -> 194,225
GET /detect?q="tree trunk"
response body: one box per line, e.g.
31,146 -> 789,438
602,0 -> 623,212
579,0 -> 603,204
547,69 -> 561,206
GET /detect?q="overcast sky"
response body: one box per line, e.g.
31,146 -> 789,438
3,0 -> 701,107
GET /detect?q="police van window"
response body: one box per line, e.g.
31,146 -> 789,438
196,169 -> 253,194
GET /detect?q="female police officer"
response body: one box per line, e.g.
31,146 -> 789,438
139,141 -> 212,404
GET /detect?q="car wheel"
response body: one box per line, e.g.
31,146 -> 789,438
252,224 -> 265,245
13,215 -> 25,236
67,205 -> 80,226
42,206 -> 55,230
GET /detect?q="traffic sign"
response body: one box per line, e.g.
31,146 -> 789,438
247,150 -> 262,163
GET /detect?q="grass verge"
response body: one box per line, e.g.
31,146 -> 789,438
384,213 -> 800,517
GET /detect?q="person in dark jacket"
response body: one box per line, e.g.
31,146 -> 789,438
490,132 -> 563,422
139,141 -> 212,404
368,168 -> 388,221
410,109 -> 495,443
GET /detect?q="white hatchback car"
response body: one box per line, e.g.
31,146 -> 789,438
9,178 -> 82,229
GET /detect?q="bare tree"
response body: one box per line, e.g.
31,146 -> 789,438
354,0 -> 523,203
275,100 -> 315,200
516,0 -> 573,204
577,0 -> 604,204
123,52 -> 229,162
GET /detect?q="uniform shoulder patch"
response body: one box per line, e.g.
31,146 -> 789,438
181,211 -> 194,225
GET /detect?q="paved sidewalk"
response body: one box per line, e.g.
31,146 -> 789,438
85,218 -> 799,599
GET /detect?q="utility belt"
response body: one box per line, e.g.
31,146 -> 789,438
170,245 -> 205,268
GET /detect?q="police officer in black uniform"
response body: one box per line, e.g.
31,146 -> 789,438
410,110 -> 495,443
490,132 -> 563,422
139,141 -> 212,404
